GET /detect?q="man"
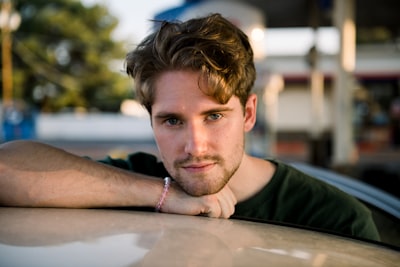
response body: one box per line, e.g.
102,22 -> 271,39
0,14 -> 379,241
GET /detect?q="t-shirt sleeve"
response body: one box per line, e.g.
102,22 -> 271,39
98,152 -> 168,177
234,160 -> 380,241
278,164 -> 381,241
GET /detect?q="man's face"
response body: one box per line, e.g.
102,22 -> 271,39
151,70 -> 255,196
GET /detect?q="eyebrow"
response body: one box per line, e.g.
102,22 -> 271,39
201,107 -> 234,116
153,112 -> 181,121
154,107 -> 234,120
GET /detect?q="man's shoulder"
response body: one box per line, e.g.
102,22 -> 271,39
265,158 -> 324,191
238,158 -> 379,240
99,152 -> 168,177
267,158 -> 373,220
267,158 -> 362,204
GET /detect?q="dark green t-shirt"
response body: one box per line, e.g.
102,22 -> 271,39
99,152 -> 380,241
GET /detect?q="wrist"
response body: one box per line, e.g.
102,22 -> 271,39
155,177 -> 171,212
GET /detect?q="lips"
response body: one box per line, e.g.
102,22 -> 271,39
182,162 -> 215,173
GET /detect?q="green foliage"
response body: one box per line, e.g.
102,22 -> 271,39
6,0 -> 132,112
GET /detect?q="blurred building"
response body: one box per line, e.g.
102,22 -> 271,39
264,41 -> 399,159
155,0 -> 400,168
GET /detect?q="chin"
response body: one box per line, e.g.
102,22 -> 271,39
183,183 -> 225,197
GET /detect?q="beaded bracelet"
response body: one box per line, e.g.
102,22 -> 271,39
155,177 -> 171,212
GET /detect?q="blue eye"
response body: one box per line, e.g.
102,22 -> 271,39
165,118 -> 181,126
208,113 -> 223,121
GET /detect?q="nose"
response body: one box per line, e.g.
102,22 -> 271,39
184,122 -> 208,156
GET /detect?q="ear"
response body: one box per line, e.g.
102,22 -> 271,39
244,94 -> 257,132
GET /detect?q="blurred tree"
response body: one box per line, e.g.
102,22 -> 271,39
3,0 -> 132,112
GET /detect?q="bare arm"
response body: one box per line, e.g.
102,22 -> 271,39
0,140 -> 163,208
0,140 -> 235,218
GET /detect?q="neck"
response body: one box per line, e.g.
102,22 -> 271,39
227,154 -> 276,202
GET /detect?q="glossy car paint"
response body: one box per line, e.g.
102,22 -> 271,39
0,208 -> 398,266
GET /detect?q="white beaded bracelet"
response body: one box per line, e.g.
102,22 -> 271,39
155,177 -> 171,212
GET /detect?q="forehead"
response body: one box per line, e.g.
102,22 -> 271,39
152,70 -> 239,113
155,70 -> 203,94
154,70 -> 213,104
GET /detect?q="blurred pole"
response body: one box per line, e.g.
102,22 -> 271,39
310,67 -> 324,139
1,0 -> 13,106
1,0 -> 20,105
309,60 -> 326,166
308,0 -> 327,167
263,74 -> 284,157
0,0 -> 20,141
332,0 -> 357,167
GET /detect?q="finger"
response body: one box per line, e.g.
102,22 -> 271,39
205,204 -> 221,218
212,188 -> 231,219
220,186 -> 237,218
199,194 -> 221,218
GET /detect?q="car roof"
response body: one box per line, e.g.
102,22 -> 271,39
0,208 -> 398,266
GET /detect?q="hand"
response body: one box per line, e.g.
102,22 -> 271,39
161,182 -> 237,219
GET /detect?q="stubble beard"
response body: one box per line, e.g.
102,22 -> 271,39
169,152 -> 242,197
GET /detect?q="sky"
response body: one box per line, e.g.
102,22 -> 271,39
80,0 -> 338,56
81,0 -> 183,43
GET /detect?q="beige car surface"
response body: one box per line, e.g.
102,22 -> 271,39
0,208 -> 398,266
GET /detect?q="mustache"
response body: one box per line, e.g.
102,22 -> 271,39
174,155 -> 222,167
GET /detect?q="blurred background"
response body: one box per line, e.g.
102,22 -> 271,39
0,0 -> 399,198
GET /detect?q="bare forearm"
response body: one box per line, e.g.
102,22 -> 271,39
0,140 -> 237,218
0,140 -> 161,208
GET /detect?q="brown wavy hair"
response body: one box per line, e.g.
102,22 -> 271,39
125,13 -> 256,114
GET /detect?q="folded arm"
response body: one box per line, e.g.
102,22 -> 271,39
0,140 -> 235,218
